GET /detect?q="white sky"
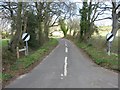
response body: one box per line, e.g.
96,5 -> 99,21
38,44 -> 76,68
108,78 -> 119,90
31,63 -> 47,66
1,0 -> 114,32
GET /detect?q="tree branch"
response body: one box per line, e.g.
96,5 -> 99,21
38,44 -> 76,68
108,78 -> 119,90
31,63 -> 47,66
49,15 -> 60,27
91,3 -> 99,22
115,4 -> 120,12
95,17 -> 112,21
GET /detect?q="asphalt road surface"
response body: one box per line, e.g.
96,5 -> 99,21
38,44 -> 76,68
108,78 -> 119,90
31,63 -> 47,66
6,39 -> 118,88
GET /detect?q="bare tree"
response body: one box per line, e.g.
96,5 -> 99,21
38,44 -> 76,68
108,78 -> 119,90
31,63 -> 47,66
95,1 -> 120,37
111,1 -> 120,36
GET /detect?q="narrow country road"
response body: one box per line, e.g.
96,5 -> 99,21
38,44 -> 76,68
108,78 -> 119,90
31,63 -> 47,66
5,39 -> 118,88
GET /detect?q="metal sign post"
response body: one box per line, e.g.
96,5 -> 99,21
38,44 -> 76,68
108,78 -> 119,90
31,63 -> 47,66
108,42 -> 111,56
22,33 -> 30,55
26,41 -> 28,55
16,33 -> 30,58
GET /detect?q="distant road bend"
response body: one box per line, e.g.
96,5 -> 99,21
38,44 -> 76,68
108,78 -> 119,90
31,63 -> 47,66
6,39 -> 118,88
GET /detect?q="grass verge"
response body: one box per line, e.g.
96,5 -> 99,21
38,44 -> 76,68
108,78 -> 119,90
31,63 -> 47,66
17,38 -> 58,69
67,36 -> 119,72
0,39 -> 9,48
2,38 -> 58,87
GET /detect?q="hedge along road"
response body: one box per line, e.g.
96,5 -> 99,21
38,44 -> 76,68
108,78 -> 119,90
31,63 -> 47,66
5,39 -> 118,88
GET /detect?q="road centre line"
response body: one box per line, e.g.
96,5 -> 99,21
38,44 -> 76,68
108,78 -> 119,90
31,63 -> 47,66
64,63 -> 67,76
65,57 -> 68,63
65,42 -> 67,47
65,44 -> 67,47
65,47 -> 68,53
64,56 -> 68,76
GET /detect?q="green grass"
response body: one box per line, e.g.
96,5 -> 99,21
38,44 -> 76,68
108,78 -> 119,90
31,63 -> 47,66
2,38 -> 58,82
76,41 -> 119,71
17,38 -> 58,69
0,73 -> 13,81
0,39 -> 9,47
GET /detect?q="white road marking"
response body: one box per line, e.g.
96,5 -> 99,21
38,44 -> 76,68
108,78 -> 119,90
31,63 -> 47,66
61,74 -> 63,77
64,57 -> 68,76
65,57 -> 68,63
64,63 -> 67,76
61,77 -> 63,79
65,42 -> 67,47
65,47 -> 68,53
65,44 -> 67,47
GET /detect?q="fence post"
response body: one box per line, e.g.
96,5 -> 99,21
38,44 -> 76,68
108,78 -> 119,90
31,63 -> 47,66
17,47 -> 19,59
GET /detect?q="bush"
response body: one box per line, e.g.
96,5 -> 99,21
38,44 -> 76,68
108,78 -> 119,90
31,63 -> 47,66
2,32 -> 10,39
2,47 -> 16,65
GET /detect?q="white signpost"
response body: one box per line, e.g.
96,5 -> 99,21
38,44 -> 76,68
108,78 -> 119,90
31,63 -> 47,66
17,33 -> 30,59
22,33 -> 30,42
22,33 -> 30,55
106,33 -> 114,55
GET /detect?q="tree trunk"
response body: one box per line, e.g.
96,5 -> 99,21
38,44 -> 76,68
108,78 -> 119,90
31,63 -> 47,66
36,2 -> 44,46
9,2 -> 22,52
44,7 -> 49,42
111,5 -> 118,37
44,22 -> 49,41
38,19 -> 43,45
107,2 -> 119,53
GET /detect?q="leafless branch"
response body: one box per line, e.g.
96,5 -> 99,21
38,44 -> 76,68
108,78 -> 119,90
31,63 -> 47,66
115,4 -> 120,12
95,17 -> 112,21
49,15 -> 60,27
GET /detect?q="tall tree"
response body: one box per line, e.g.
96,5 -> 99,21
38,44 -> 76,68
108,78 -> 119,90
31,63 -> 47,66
35,2 -> 44,45
9,2 -> 23,52
79,1 -> 88,41
59,18 -> 68,37
95,1 -> 120,37
67,18 -> 80,36
79,1 -> 114,41
111,1 -> 120,37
